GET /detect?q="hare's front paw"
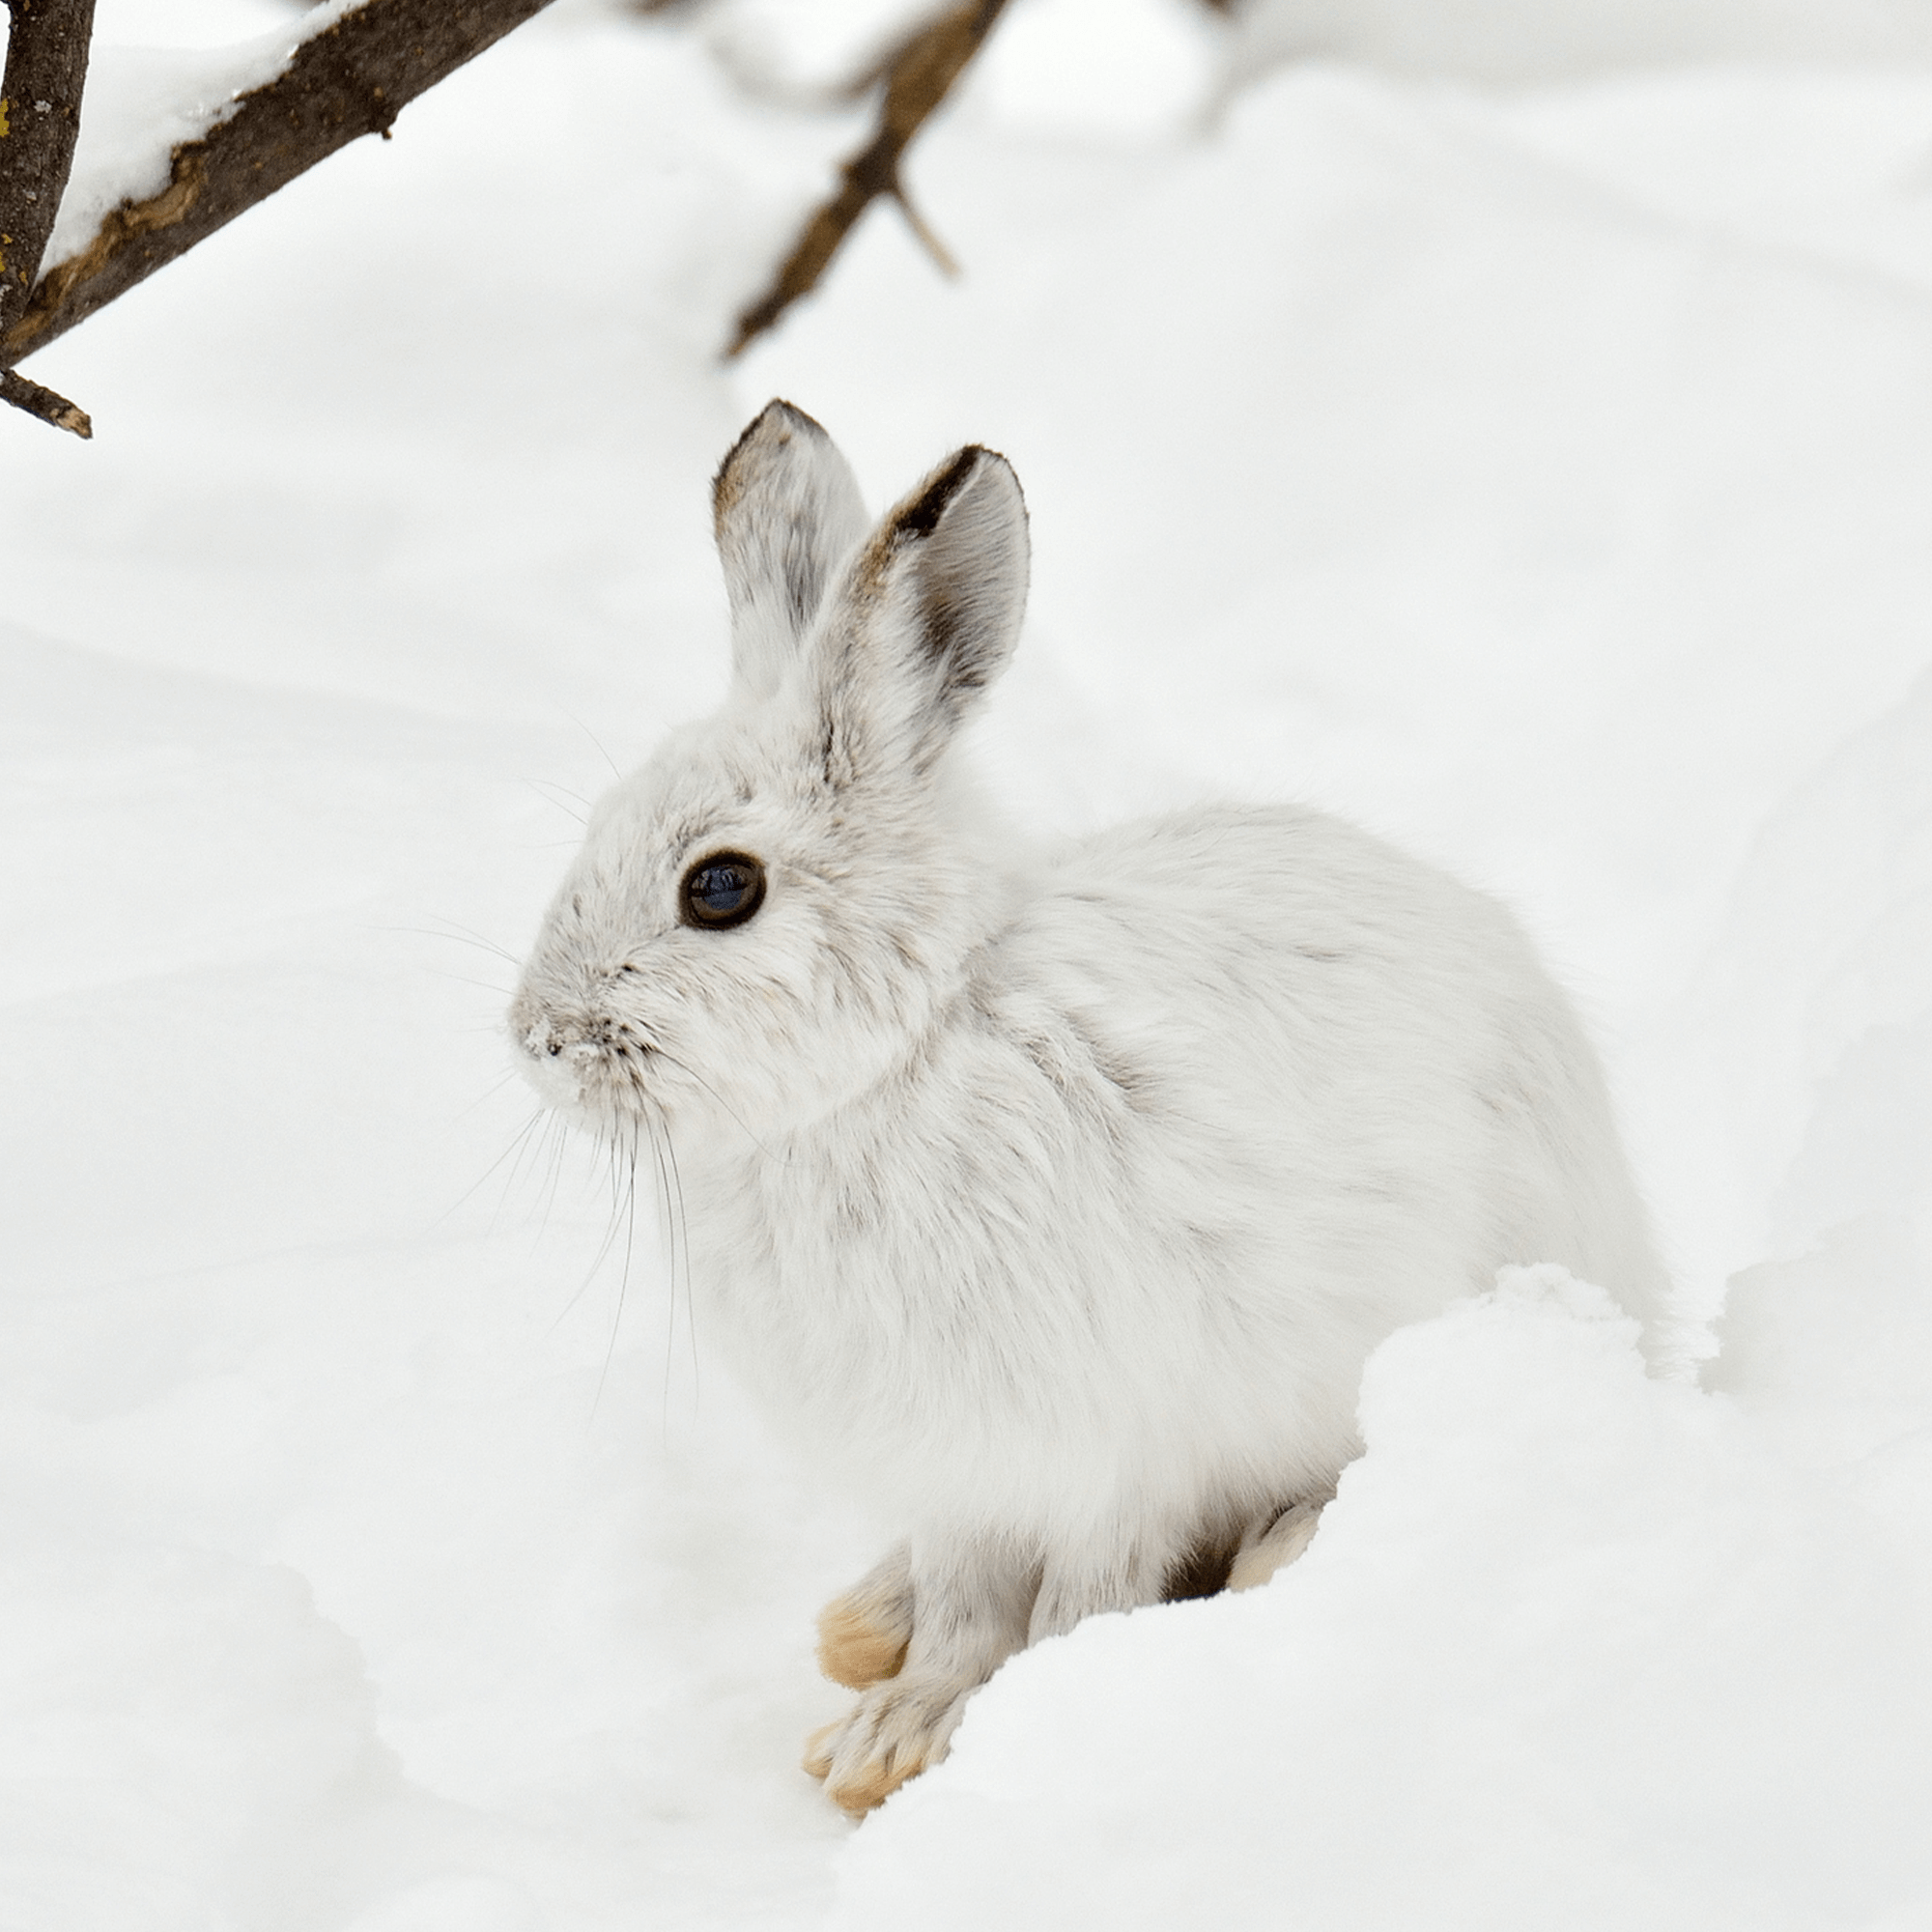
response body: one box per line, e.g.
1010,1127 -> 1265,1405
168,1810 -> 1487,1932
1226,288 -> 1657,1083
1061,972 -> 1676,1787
815,1543 -> 914,1690
816,1592 -> 911,1689
802,1675 -> 972,1814
811,1538 -> 908,1692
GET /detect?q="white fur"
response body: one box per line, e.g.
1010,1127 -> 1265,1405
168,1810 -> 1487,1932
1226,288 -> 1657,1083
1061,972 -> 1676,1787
509,401 -> 1671,1808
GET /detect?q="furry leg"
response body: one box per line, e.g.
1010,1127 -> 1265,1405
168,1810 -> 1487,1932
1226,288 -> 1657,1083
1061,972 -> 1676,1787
1027,1538 -> 1172,1645
815,1542 -> 914,1690
807,1533 -> 1036,1814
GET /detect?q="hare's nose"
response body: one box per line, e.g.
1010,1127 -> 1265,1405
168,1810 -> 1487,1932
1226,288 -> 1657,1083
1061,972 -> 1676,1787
520,1015 -> 575,1060
521,1010 -> 618,1062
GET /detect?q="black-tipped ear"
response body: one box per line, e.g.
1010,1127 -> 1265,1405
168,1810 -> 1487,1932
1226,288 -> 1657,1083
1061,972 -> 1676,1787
712,400 -> 869,697
834,444 -> 1030,773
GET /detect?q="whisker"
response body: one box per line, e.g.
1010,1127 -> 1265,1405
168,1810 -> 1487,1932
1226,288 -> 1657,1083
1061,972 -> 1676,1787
546,1128 -> 626,1333
569,1123 -> 633,1291
506,1042 -> 694,1436
642,1104 -> 680,1440
658,1105 -> 698,1408
537,1108 -> 575,1237
423,970 -> 517,996
558,707 -> 625,783
651,1047 -> 789,1164
497,1109 -> 559,1236
390,919 -> 525,968
593,1122 -> 642,1419
525,777 -> 589,826
433,1106 -> 546,1235
462,1071 -> 522,1109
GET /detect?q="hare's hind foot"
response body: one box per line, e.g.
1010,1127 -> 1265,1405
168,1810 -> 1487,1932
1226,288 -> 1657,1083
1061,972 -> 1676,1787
1227,1492 -> 1331,1592
815,1542 -> 914,1689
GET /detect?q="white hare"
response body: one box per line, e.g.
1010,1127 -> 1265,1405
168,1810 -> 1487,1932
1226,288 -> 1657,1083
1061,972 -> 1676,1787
510,401 -> 1670,1813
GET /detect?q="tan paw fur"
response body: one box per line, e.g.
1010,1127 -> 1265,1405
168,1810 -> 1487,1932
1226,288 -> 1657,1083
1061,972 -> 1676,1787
816,1597 -> 911,1690
804,1677 -> 966,1815
824,1746 -> 927,1816
802,1719 -> 842,1781
804,1713 -> 925,1812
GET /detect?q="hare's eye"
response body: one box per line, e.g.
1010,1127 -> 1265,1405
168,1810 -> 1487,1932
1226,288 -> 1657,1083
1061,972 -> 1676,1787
681,851 -> 766,930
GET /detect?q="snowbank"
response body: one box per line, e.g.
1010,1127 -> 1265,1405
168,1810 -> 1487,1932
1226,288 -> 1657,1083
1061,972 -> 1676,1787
1228,0 -> 1932,85
836,1268 -> 1932,1931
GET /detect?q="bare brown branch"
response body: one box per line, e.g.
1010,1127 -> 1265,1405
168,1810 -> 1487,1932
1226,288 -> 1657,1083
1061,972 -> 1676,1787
1,0 -> 98,430
1,358 -> 87,432
2,0 -> 562,384
724,0 -> 1009,360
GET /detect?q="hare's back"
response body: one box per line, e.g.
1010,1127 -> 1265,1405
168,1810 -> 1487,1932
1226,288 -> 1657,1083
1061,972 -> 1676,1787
1033,802 -> 1667,1334
1047,802 -> 1544,1037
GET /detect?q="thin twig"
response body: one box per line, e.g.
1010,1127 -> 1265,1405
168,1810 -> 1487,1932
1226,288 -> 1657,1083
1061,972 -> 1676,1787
0,0 -> 97,433
1,0 -> 563,386
0,359 -> 87,432
724,0 -> 1009,359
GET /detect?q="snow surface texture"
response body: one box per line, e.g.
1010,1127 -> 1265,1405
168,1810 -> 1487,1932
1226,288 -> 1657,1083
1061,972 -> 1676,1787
39,1 -> 368,271
3,0 -> 1932,1925
1229,0 -> 1932,85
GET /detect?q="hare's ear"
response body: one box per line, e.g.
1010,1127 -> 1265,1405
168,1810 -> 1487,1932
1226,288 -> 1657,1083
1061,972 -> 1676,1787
712,400 -> 869,697
825,445 -> 1029,780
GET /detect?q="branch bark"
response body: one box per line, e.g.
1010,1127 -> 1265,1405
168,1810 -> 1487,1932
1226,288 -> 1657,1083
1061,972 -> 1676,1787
1,0 -> 98,434
724,0 -> 1009,359
1,0 -> 561,393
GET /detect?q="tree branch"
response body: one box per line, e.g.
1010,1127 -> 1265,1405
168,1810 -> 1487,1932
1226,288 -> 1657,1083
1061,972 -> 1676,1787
1,0 -> 561,390
1,0 -> 98,434
1,358 -> 83,429
724,0 -> 1009,360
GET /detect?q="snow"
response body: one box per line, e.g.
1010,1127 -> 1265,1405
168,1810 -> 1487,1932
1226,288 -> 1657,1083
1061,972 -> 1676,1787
699,0 -> 952,97
1227,0 -> 1932,85
975,0 -> 1224,136
836,1268 -> 1932,1932
38,3 -> 367,273
3,0 -> 1931,1925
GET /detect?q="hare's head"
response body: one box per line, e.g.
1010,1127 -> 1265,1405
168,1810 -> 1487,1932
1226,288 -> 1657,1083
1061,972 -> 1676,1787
509,401 -> 1030,1141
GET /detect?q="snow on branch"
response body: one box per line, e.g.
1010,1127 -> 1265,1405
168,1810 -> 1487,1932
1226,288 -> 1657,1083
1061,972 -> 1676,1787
0,0 -> 98,436
724,0 -> 1009,360
0,0 -> 561,433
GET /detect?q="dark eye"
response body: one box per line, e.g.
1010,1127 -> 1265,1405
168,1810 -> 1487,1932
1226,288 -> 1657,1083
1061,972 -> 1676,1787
680,851 -> 767,930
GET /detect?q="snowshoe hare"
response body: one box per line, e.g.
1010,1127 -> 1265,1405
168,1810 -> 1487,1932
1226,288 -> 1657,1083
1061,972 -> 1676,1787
510,401 -> 1669,1814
